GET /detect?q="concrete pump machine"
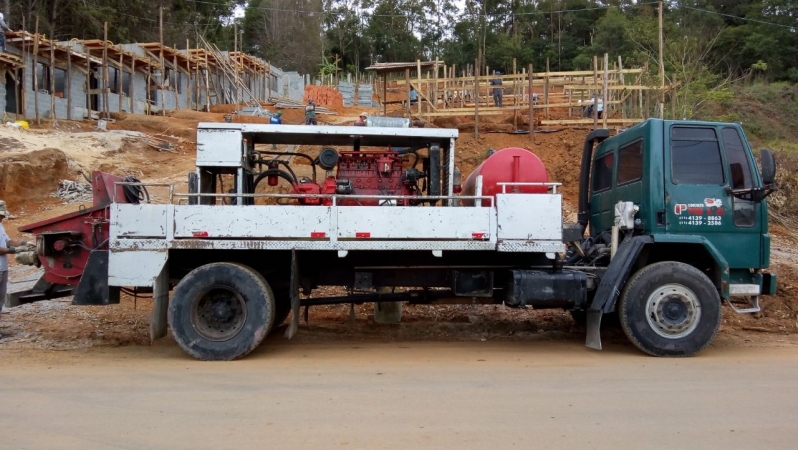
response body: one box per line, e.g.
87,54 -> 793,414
11,119 -> 777,360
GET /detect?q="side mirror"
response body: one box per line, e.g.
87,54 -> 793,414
761,148 -> 776,186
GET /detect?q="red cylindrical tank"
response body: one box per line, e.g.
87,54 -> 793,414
461,147 -> 549,206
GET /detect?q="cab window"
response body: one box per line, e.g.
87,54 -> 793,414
721,127 -> 753,190
617,140 -> 643,185
593,152 -> 614,192
671,127 -> 724,185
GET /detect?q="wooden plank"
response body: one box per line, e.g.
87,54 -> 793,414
421,110 -> 504,117
394,68 -> 643,84
564,84 -> 661,90
540,119 -> 644,126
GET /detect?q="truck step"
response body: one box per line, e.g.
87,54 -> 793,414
724,296 -> 761,314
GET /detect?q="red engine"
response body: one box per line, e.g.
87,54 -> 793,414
285,149 -> 421,206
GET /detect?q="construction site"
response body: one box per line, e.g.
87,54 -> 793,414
0,47 -> 795,344
2,26 -> 798,450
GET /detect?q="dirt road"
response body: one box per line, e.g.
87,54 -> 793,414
2,336 -> 798,449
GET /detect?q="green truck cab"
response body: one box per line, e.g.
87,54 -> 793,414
578,119 -> 777,356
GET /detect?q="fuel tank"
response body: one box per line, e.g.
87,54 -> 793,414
461,147 -> 549,206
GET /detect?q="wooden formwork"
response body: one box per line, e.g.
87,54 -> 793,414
372,55 -> 677,138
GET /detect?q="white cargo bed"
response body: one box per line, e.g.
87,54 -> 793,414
108,193 -> 564,286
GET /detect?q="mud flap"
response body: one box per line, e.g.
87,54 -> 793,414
285,250 -> 300,339
585,310 -> 603,350
73,250 -> 119,305
585,236 -> 652,350
149,264 -> 169,342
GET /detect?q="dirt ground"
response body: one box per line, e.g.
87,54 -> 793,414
2,338 -> 798,449
1,98 -> 797,353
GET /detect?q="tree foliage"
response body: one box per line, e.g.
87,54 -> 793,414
6,0 -> 798,85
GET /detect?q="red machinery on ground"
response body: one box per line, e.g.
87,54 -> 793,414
12,172 -> 142,305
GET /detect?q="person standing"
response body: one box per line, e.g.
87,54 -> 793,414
408,87 -> 418,106
354,112 -> 368,126
490,71 -> 503,107
269,110 -> 282,149
0,13 -> 11,53
305,99 -> 317,125
0,201 -> 29,335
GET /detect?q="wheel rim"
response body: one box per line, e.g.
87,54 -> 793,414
190,286 -> 248,342
645,283 -> 701,339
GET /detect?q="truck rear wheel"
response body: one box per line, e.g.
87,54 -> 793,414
619,261 -> 721,357
169,262 -> 275,361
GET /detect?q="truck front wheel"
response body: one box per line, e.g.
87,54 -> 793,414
619,261 -> 721,357
169,262 -> 276,360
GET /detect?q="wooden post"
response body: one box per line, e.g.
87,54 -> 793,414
405,68 -> 411,116
416,59 -> 422,115
146,62 -> 152,115
173,53 -> 179,109
618,55 -> 626,120
383,73 -> 387,116
85,46 -> 91,118
528,64 -> 534,143
49,36 -> 55,119
33,17 -> 40,125
234,20 -> 239,109
103,22 -> 110,119
544,57 -> 550,120
129,55 -> 135,114
593,55 -> 598,129
159,7 -> 165,116
66,44 -> 72,120
20,17 -> 27,118
602,53 -> 609,129
118,52 -> 123,113
204,52 -> 210,111
658,0 -> 665,118
474,55 -> 479,139
433,62 -> 438,113
512,58 -> 517,130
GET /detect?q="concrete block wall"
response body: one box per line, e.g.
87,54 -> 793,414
283,72 -> 305,102
3,42 -> 306,119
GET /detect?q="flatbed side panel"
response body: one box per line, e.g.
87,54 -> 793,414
108,249 -> 168,287
172,205 -> 332,239
110,239 -> 498,252
496,194 -> 563,240
336,206 -> 494,240
111,204 -> 168,238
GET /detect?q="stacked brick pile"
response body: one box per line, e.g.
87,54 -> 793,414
303,85 -> 343,108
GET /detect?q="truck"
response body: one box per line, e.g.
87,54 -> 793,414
12,118 -> 777,360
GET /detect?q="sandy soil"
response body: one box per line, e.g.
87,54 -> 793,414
2,338 -> 798,449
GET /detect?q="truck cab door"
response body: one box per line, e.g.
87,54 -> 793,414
664,125 -> 763,269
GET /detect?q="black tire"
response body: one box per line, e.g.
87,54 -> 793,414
168,262 -> 275,361
619,261 -> 721,357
